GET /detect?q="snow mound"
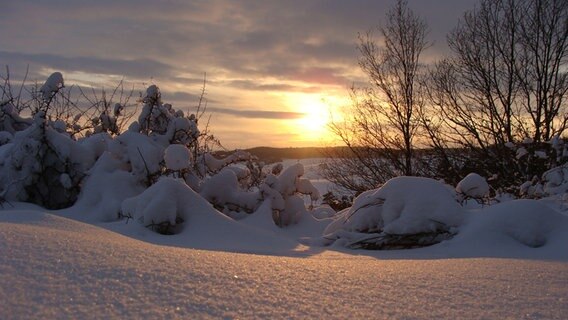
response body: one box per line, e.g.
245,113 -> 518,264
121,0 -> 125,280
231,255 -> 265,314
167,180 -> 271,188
70,152 -> 145,222
323,177 -> 464,248
119,177 -> 303,253
457,200 -> 568,249
326,177 -> 463,235
121,177 -> 201,230
456,173 -> 489,198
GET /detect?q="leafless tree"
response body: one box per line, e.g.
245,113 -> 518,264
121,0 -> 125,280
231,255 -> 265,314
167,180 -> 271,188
323,0 -> 429,193
517,0 -> 568,142
424,0 -> 568,187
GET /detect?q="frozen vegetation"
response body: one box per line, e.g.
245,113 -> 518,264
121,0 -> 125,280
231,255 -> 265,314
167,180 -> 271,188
1,73 -> 568,318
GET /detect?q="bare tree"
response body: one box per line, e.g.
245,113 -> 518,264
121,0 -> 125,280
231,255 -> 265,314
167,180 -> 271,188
323,0 -> 429,193
517,0 -> 568,142
425,0 -> 568,188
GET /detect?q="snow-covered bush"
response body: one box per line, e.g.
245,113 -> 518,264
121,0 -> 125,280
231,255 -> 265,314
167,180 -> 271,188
200,168 -> 261,219
0,81 -> 97,209
456,173 -> 490,203
0,70 -> 322,235
138,85 -> 199,146
322,177 -> 464,249
164,144 -> 191,171
74,152 -> 145,221
261,163 -> 320,227
121,177 -> 195,234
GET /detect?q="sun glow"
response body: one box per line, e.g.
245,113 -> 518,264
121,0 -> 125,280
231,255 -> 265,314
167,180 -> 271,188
285,93 -> 344,144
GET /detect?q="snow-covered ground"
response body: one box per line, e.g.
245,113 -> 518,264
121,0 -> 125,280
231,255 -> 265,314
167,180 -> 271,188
2,210 -> 567,319
2,158 -> 568,319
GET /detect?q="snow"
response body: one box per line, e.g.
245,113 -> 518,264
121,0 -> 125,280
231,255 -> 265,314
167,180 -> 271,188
1,157 -> 568,318
323,177 -> 464,241
164,144 -> 190,171
1,74 -> 568,317
456,173 -> 490,198
39,72 -> 64,100
1,210 -> 568,319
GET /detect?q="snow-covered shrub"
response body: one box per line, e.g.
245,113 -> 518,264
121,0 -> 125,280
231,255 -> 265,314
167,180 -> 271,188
0,70 -> 322,233
503,137 -> 568,197
74,152 -> 145,221
0,103 -> 32,133
456,173 -> 490,203
322,176 -> 464,249
121,177 -> 194,234
164,144 -> 191,172
92,103 -> 123,135
520,163 -> 568,198
39,72 -> 64,101
0,108 -> 95,209
202,150 -> 252,173
200,168 -> 261,219
260,163 -> 320,227
107,129 -> 164,185
322,191 -> 352,211
137,85 -> 199,145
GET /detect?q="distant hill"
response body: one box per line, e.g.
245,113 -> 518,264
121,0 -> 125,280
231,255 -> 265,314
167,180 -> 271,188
213,146 -> 441,163
214,146 -> 355,163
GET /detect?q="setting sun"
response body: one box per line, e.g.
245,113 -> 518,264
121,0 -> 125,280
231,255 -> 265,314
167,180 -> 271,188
284,93 -> 345,144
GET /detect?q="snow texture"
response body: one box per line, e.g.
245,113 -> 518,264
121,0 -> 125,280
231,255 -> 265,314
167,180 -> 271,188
1,209 -> 568,319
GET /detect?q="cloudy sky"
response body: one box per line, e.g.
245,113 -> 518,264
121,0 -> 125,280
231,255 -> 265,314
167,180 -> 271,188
1,0 -> 477,148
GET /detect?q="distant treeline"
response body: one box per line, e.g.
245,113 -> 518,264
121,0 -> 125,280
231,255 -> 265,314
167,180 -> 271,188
214,146 -> 440,163
214,146 -> 342,162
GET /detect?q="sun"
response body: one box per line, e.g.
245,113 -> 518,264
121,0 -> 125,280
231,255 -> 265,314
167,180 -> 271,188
298,102 -> 329,133
284,93 -> 334,143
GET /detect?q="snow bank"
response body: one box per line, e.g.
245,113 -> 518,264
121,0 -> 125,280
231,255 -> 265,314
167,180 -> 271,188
69,152 -> 144,222
325,177 -> 463,235
118,177 -> 304,253
456,200 -> 568,250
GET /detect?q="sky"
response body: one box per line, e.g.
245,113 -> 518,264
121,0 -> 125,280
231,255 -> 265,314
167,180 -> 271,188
0,0 -> 478,149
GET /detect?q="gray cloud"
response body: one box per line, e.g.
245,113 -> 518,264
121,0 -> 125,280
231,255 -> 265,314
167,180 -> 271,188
225,80 -> 323,93
0,0 -> 478,84
0,0 -> 481,147
0,51 -> 177,80
207,107 -> 304,120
